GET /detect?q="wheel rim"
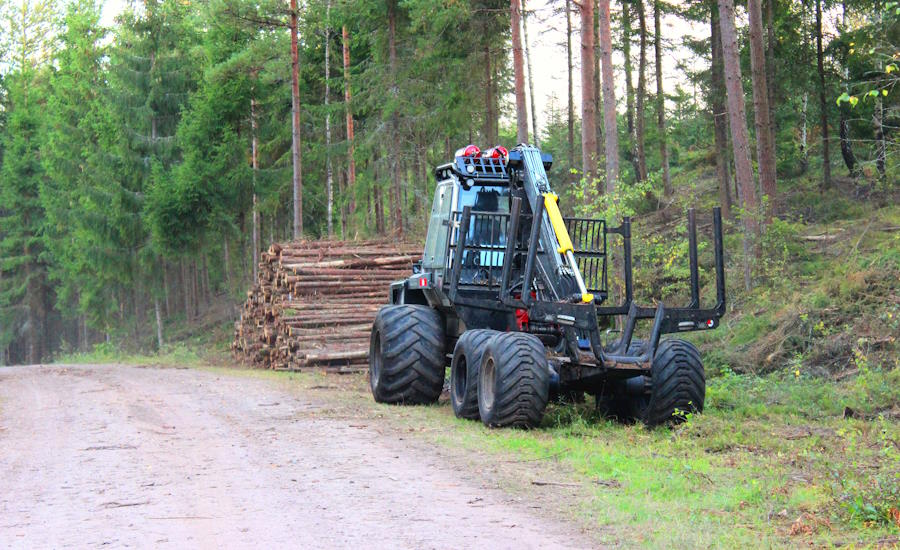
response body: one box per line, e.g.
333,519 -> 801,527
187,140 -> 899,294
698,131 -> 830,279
371,330 -> 383,390
452,356 -> 467,405
481,356 -> 496,414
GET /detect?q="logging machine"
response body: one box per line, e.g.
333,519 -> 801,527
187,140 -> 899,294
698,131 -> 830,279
368,144 -> 726,427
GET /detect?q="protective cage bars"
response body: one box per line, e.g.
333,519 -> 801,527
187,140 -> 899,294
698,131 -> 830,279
446,197 -> 610,303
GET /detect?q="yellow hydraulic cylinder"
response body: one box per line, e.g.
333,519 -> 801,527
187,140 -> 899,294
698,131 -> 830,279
542,193 -> 594,303
543,193 -> 574,254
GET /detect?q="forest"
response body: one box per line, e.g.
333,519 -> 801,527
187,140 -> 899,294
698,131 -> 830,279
0,0 -> 896,364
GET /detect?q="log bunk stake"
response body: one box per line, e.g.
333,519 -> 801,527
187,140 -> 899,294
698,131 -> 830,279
231,239 -> 419,372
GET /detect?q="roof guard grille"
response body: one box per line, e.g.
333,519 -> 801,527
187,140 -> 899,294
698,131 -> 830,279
451,156 -> 508,182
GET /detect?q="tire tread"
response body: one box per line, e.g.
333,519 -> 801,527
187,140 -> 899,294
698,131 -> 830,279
370,305 -> 445,405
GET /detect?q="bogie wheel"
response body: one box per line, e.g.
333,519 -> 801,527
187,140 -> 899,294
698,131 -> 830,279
369,305 -> 446,405
478,332 -> 550,428
450,329 -> 499,419
632,339 -> 705,426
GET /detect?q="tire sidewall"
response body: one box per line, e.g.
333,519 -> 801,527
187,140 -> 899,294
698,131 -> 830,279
451,329 -> 496,419
449,349 -> 469,413
477,332 -> 550,428
478,349 -> 498,424
369,316 -> 386,401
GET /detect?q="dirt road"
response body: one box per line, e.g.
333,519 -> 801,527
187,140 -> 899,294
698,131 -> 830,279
0,364 -> 589,549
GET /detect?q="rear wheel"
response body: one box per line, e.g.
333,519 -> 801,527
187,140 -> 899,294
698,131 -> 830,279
631,339 -> 705,426
369,305 -> 445,405
450,329 -> 498,419
478,332 -> 550,428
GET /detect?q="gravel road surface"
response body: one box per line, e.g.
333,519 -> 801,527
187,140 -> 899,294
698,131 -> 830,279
0,364 -> 589,549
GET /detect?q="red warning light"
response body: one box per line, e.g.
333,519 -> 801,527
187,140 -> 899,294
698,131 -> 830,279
419,277 -> 428,288
482,145 -> 509,159
454,144 -> 481,157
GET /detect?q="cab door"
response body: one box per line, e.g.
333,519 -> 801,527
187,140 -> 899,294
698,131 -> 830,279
422,178 -> 455,279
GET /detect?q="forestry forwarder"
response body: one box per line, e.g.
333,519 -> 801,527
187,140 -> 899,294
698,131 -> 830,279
368,144 -> 726,427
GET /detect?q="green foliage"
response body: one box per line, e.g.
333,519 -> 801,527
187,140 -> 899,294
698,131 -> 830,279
828,414 -> 900,528
0,0 -> 897,371
0,68 -> 52,360
758,217 -> 807,280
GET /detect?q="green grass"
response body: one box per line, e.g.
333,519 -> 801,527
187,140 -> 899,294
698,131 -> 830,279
405,373 -> 898,548
55,341 -> 214,367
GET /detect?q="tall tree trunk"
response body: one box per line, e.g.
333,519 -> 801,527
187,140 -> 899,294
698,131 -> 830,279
338,163 -> 347,239
598,0 -> 619,192
874,0 -> 886,180
81,315 -> 88,353
132,264 -> 142,346
181,258 -> 190,321
223,237 -> 231,289
566,0 -> 575,181
815,0 -> 831,188
654,0 -> 672,195
163,263 -> 171,317
202,255 -> 211,304
748,0 -> 777,218
484,44 -> 494,143
838,0 -> 857,176
875,97 -> 886,179
594,0 -> 603,168
839,110 -> 856,175
154,298 -> 164,351
622,0 -> 639,178
766,0 -> 777,150
387,0 -> 403,237
580,0 -> 598,185
250,98 -> 260,281
635,0 -> 648,181
522,0 -> 540,146
25,260 -> 37,364
719,0 -> 760,290
710,3 -> 732,217
342,26 -> 357,224
374,163 -> 385,234
325,1 -> 334,237
192,259 -> 200,318
800,92 -> 809,173
511,0 -> 529,143
290,0 -> 304,238
798,0 -> 810,175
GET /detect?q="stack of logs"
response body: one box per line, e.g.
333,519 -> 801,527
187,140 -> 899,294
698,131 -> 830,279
232,240 -> 420,371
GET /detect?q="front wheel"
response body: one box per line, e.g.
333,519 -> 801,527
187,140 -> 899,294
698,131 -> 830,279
369,305 -> 445,405
478,332 -> 550,428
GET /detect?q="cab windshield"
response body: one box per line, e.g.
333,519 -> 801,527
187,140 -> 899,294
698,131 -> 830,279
454,185 -> 510,276
457,185 -> 510,214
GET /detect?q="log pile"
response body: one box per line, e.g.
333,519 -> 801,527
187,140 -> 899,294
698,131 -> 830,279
232,240 -> 420,372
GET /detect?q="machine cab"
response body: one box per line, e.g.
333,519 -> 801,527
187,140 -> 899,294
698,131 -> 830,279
422,148 -> 512,287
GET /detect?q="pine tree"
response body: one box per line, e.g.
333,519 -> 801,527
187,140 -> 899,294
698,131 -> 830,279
41,0 -> 118,331
0,70 -> 51,363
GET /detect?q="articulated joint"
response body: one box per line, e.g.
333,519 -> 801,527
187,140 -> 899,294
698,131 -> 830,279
542,193 -> 574,254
